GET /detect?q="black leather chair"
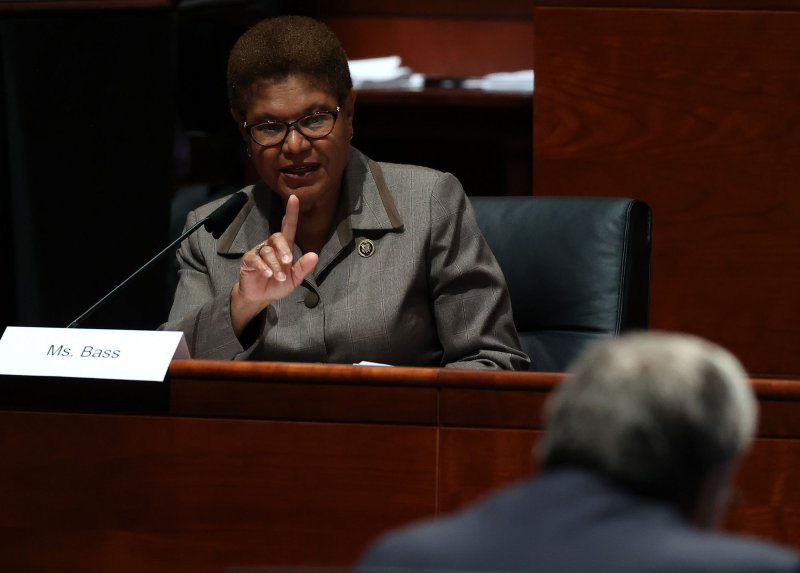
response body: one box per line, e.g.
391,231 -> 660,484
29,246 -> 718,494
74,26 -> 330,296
470,196 -> 652,372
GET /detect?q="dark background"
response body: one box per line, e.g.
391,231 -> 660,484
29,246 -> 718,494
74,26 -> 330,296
1,9 -> 176,330
0,0 -> 532,332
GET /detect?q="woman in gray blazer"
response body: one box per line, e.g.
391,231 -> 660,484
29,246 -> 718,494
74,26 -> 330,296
161,15 -> 528,370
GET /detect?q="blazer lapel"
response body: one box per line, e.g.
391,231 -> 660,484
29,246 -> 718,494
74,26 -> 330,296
314,149 -> 405,279
215,181 -> 280,257
212,149 -> 405,283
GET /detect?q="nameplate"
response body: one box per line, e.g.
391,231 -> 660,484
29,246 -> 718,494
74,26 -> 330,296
0,327 -> 190,382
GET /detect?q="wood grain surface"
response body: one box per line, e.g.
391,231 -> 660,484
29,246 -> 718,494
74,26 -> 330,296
1,362 -> 800,571
533,7 -> 800,376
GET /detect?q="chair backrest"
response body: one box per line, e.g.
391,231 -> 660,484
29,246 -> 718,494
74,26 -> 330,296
470,196 -> 652,372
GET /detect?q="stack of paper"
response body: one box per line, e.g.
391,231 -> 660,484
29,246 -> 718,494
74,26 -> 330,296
349,56 -> 425,89
463,70 -> 534,93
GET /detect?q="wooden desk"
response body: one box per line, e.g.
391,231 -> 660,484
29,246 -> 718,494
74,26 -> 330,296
1,362 -> 799,572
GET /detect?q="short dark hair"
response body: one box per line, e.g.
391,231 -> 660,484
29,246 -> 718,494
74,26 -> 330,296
227,15 -> 353,117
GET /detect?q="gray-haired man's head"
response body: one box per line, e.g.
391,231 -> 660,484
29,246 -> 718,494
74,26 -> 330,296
538,332 -> 756,525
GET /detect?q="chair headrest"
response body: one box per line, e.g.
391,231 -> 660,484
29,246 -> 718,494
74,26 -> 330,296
470,196 -> 652,370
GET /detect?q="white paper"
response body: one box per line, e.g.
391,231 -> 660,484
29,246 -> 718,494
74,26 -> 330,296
349,56 -> 425,89
463,69 -> 534,93
349,56 -> 403,81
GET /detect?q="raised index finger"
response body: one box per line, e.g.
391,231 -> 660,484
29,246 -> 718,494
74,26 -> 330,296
281,194 -> 300,247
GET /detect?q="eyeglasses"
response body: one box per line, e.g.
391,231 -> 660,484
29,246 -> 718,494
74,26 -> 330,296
244,107 -> 340,147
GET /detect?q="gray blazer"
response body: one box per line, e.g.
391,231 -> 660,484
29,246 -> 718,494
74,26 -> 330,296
161,148 -> 529,370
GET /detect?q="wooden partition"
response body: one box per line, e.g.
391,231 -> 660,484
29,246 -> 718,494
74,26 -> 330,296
532,3 -> 800,376
1,362 -> 800,572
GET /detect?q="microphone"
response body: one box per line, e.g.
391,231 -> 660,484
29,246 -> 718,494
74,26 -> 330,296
67,191 -> 248,328
203,190 -> 250,239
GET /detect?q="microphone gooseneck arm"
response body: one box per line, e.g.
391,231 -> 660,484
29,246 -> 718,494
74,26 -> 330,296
66,218 -> 207,329
66,191 -> 248,329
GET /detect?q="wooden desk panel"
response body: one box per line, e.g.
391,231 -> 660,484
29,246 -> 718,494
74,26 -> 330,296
170,361 -> 440,424
726,438 -> 800,546
0,408 -> 438,571
438,427 -> 540,514
2,363 -> 800,571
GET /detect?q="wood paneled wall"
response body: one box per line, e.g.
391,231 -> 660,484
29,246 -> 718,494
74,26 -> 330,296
533,6 -> 800,376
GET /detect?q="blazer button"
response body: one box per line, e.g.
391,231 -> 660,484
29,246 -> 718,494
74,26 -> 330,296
304,291 -> 320,309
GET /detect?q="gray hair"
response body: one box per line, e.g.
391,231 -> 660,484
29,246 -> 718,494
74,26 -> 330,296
538,331 -> 756,503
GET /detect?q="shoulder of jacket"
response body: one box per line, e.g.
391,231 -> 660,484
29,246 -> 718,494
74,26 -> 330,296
191,186 -> 255,219
374,161 -> 450,183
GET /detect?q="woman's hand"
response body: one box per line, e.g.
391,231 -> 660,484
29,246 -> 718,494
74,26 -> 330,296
230,194 -> 319,338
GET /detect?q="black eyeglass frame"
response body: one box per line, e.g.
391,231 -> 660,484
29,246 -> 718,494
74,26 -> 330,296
244,106 -> 340,148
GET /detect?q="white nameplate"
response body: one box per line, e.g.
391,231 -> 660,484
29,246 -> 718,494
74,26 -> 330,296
0,327 -> 190,382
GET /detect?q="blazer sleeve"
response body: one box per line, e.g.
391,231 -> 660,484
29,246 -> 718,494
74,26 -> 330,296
159,208 -> 253,360
427,172 -> 530,370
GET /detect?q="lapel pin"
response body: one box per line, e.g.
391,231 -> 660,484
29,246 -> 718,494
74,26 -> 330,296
357,239 -> 375,258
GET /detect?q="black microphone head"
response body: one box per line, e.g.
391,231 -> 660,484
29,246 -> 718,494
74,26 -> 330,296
204,191 -> 248,239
